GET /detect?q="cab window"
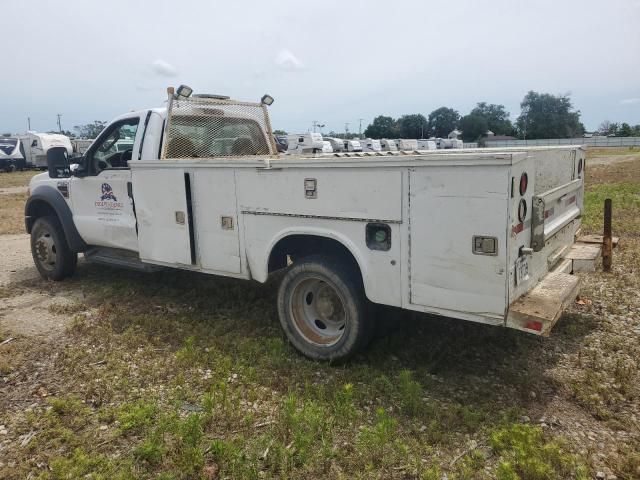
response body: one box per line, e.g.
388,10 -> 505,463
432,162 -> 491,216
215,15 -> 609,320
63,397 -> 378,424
86,118 -> 139,174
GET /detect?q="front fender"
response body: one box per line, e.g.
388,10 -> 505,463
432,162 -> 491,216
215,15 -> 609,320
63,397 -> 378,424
25,185 -> 88,252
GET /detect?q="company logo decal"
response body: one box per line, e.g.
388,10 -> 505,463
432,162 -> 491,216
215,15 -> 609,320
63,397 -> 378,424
100,183 -> 117,201
95,183 -> 123,210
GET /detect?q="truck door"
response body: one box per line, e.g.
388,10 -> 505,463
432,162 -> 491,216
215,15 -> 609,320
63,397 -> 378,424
70,116 -> 142,252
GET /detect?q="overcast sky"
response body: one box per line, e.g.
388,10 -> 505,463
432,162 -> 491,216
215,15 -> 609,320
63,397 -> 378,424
1,0 -> 639,135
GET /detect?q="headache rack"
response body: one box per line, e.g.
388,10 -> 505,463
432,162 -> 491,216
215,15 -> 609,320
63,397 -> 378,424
161,90 -> 278,159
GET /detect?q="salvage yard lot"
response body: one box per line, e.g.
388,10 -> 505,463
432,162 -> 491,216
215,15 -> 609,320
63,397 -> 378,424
0,149 -> 639,479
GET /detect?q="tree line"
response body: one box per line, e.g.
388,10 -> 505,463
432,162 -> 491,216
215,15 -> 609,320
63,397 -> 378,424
363,91 -> 591,142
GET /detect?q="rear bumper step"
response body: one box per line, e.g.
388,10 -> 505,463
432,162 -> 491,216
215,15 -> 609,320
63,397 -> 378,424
506,271 -> 580,336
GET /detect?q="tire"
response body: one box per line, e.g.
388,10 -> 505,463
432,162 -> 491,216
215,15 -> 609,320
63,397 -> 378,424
8,163 -> 16,173
30,216 -> 77,281
277,255 -> 374,361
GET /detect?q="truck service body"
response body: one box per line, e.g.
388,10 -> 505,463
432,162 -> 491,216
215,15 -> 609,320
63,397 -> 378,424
25,88 -> 588,360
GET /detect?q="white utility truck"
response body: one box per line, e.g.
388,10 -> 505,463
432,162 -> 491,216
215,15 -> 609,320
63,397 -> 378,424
26,86 -> 590,361
18,132 -> 73,169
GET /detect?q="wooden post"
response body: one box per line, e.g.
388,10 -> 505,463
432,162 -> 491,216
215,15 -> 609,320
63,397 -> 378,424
603,198 -> 612,272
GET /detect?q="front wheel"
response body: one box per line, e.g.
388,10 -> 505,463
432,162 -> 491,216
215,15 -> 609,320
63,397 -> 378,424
277,255 -> 373,361
30,216 -> 77,281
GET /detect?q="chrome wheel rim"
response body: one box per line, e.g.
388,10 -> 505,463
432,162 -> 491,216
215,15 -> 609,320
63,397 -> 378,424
289,276 -> 346,346
34,228 -> 57,271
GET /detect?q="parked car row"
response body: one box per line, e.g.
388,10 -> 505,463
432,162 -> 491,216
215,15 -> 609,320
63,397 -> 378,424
279,133 -> 462,155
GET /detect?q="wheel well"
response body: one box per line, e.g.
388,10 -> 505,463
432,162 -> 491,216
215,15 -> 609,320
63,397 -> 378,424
268,235 -> 362,276
25,199 -> 57,233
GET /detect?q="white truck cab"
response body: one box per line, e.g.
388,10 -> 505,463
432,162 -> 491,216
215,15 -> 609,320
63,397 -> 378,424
25,85 -> 594,361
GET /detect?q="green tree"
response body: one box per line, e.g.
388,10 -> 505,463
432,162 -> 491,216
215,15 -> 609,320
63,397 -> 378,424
598,120 -> 619,136
427,107 -> 460,138
617,123 -> 633,137
73,121 -> 108,139
459,115 -> 488,142
470,102 -> 513,135
364,115 -> 397,138
273,129 -> 287,135
516,91 -> 584,139
396,114 -> 427,138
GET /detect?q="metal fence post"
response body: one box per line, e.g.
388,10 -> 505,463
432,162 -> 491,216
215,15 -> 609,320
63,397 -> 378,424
603,199 -> 613,272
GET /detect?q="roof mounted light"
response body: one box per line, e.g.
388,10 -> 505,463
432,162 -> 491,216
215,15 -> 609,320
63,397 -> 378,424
176,84 -> 193,99
261,94 -> 274,106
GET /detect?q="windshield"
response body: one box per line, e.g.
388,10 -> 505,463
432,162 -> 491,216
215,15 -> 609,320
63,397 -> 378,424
166,115 -> 270,158
0,138 -> 18,155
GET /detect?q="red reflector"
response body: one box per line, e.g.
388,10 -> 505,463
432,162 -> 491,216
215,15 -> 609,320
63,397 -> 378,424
544,207 -> 554,219
525,321 -> 543,332
512,222 -> 524,234
519,172 -> 528,196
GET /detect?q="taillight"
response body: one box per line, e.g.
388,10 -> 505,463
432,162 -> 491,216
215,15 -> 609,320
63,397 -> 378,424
519,172 -> 528,196
518,198 -> 527,222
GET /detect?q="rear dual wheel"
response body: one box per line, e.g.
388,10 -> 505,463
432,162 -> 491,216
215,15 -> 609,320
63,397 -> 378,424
277,255 -> 373,361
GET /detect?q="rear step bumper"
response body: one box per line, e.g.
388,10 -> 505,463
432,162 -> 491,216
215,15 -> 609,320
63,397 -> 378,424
506,235 -> 614,336
506,270 -> 580,336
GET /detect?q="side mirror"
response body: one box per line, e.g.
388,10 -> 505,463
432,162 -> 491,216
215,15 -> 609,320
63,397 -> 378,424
47,147 -> 70,178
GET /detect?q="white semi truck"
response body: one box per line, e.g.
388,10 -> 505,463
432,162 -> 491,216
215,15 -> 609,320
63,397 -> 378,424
26,86 -> 591,361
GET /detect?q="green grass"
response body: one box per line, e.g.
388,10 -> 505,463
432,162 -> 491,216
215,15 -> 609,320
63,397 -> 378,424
583,182 -> 640,235
5,171 -> 640,478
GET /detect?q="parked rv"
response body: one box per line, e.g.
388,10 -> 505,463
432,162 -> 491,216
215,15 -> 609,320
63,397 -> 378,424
344,139 -> 362,152
417,139 -> 437,150
71,139 -> 94,156
436,138 -> 464,149
396,139 -> 418,151
324,137 -> 345,153
286,133 -> 324,153
380,139 -> 398,152
321,141 -> 333,153
18,132 -> 73,169
360,138 -> 382,152
0,137 -> 26,172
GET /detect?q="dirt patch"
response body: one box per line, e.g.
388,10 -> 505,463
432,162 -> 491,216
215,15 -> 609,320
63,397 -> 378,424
0,234 -> 39,285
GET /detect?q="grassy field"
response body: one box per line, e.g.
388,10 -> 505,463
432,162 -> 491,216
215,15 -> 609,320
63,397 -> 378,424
0,192 -> 28,234
0,150 -> 639,479
0,170 -> 38,188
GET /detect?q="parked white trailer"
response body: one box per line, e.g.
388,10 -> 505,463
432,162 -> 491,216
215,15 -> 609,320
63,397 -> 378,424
417,139 -> 437,150
324,137 -> 345,152
344,139 -> 362,152
360,138 -> 382,152
321,140 -> 333,153
0,138 -> 25,171
18,132 -> 73,168
436,138 -> 464,149
25,86 -> 593,362
396,139 -> 418,151
380,139 -> 398,152
286,133 -> 324,154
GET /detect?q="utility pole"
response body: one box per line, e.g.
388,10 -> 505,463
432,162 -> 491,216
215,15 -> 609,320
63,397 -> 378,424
312,120 -> 318,133
56,114 -> 63,133
27,117 -> 31,130
358,118 -> 364,137
344,122 -> 350,139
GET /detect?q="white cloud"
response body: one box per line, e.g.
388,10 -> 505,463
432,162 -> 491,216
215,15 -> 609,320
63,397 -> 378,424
620,98 -> 640,105
275,49 -> 304,72
150,59 -> 178,77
